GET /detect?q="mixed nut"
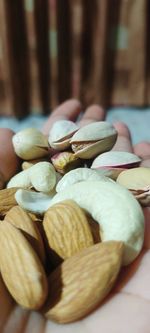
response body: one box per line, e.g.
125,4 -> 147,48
0,119 -> 148,324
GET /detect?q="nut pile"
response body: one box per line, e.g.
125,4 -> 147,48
0,120 -> 148,324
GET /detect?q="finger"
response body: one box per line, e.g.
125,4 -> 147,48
112,122 -> 133,152
0,129 -> 20,183
133,141 -> 150,248
134,141 -> 150,167
78,104 -> 105,127
42,99 -> 82,135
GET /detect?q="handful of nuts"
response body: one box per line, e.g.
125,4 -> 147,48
0,120 -> 147,324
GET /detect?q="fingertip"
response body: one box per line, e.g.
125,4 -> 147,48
42,99 -> 82,134
113,121 -> 132,139
134,142 -> 150,159
79,104 -> 105,127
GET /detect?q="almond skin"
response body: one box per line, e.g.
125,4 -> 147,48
0,188 -> 18,216
43,241 -> 124,323
0,221 -> 48,310
5,205 -> 45,264
43,200 -> 94,260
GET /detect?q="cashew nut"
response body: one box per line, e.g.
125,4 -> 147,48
50,180 -> 144,265
56,167 -> 112,193
7,162 -> 56,194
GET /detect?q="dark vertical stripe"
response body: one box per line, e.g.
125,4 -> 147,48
4,0 -> 30,118
56,0 -> 72,103
34,0 -> 51,114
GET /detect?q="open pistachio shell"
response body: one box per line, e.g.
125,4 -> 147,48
117,167 -> 150,206
91,151 -> 141,179
50,180 -> 144,266
51,151 -> 81,174
70,121 -> 118,159
117,167 -> 150,190
48,120 -> 79,150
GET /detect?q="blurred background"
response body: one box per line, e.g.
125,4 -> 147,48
0,0 -> 150,144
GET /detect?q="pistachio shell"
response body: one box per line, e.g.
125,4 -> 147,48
48,120 -> 79,150
117,167 -> 150,190
91,151 -> 141,180
92,151 -> 141,169
71,121 -> 117,159
56,167 -> 112,192
50,180 -> 144,266
51,151 -> 81,174
12,128 -> 49,160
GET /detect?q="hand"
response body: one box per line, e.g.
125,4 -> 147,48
0,99 -> 150,333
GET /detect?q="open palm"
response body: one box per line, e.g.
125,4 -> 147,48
1,100 -> 150,333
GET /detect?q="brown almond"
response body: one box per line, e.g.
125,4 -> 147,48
43,241 -> 124,323
0,187 -> 19,216
5,205 -> 45,264
43,200 -> 94,260
0,221 -> 48,310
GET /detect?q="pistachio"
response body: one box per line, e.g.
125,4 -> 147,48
70,121 -> 118,159
22,161 -> 34,170
22,157 -> 50,170
130,186 -> 150,207
51,151 -> 81,174
117,167 -> 150,190
50,180 -> 144,265
56,167 -> 112,192
48,120 -> 79,150
117,167 -> 150,206
91,151 -> 141,180
12,128 -> 49,160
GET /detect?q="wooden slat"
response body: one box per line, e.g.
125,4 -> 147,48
128,0 -> 146,105
3,0 -> 30,118
145,0 -> 150,105
56,0 -> 72,103
80,0 -> 112,107
48,0 -> 58,110
70,0 -> 83,99
24,0 -> 42,114
34,0 -> 51,114
0,0 -> 13,115
110,0 -> 129,105
80,0 -> 97,104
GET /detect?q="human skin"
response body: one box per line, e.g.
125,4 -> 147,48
0,99 -> 150,333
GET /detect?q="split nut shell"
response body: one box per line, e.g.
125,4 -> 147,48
70,121 -> 118,159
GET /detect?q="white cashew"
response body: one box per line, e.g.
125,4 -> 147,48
56,167 -> 112,193
15,189 -> 54,214
7,169 -> 31,189
28,162 -> 56,193
7,162 -> 56,194
50,180 -> 144,266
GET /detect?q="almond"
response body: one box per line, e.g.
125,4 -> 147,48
5,205 -> 45,264
0,187 -> 18,216
0,221 -> 48,310
43,241 -> 124,323
43,200 -> 94,261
